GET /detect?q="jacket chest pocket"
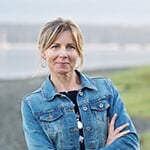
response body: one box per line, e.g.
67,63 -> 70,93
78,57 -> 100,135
89,96 -> 110,122
39,108 -> 64,135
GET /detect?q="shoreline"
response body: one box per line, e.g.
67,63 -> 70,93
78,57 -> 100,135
0,66 -> 130,81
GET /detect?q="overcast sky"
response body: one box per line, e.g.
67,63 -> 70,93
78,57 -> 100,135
0,0 -> 150,25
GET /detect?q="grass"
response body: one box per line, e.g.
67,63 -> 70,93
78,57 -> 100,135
107,65 -> 150,118
140,131 -> 150,150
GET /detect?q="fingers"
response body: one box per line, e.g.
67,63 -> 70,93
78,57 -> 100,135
106,113 -> 130,145
109,113 -> 117,132
114,122 -> 130,139
110,113 -> 117,126
115,123 -> 129,134
109,114 -> 130,134
115,129 -> 130,139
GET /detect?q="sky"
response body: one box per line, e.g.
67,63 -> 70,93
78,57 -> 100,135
0,0 -> 150,25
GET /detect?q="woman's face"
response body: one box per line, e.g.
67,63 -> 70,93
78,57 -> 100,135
41,30 -> 79,75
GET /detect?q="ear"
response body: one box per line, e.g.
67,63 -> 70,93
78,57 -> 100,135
41,51 -> 46,60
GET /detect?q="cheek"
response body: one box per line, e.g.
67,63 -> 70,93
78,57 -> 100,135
45,52 -> 55,62
72,53 -> 80,63
47,57 -> 54,67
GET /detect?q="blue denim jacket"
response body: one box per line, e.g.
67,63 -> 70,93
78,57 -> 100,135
21,72 -> 140,150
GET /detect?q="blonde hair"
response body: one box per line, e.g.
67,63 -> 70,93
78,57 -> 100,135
38,17 -> 84,66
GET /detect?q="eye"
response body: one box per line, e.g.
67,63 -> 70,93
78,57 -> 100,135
50,44 -> 59,49
67,44 -> 76,50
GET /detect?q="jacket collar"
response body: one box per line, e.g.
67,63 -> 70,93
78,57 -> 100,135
41,70 -> 97,101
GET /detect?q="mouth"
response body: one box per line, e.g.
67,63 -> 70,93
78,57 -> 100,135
57,62 -> 69,65
56,62 -> 69,67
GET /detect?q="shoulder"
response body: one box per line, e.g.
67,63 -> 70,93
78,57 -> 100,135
22,76 -> 50,104
87,74 -> 114,87
21,86 -> 46,115
90,76 -> 111,83
22,87 -> 42,105
22,78 -> 47,105
79,71 -> 115,89
82,73 -> 117,94
23,87 -> 41,99
91,76 -> 115,90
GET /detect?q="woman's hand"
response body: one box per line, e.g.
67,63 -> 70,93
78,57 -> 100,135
106,113 -> 130,145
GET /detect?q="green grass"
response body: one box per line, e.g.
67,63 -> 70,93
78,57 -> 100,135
140,131 -> 150,150
107,65 -> 150,118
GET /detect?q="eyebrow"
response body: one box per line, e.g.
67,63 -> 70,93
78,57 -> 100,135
68,43 -> 76,45
52,42 -> 76,45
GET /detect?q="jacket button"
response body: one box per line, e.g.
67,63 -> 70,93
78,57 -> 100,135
82,106 -> 88,111
79,91 -> 83,96
86,126 -> 92,131
99,102 -> 104,108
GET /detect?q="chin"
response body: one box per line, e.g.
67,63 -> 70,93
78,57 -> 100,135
56,69 -> 71,74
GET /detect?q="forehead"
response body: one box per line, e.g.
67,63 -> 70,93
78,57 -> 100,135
54,30 -> 75,43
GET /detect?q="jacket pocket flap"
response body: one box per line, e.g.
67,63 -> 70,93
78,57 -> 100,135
90,97 -> 110,111
39,108 -> 63,122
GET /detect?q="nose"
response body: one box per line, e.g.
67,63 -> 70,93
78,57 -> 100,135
59,47 -> 68,58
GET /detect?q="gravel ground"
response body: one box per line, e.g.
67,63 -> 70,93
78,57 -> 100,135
0,75 -> 149,150
0,76 -> 45,150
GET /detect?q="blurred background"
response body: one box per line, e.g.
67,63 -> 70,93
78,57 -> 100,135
0,0 -> 150,149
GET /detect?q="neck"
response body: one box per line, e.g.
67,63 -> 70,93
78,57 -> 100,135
50,71 -> 81,92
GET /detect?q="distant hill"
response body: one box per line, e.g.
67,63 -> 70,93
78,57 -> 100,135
0,23 -> 150,44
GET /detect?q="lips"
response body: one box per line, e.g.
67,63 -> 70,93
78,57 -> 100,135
56,62 -> 69,66
56,62 -> 69,64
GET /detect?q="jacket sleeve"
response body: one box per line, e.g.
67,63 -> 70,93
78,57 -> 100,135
21,98 -> 56,150
100,79 -> 140,150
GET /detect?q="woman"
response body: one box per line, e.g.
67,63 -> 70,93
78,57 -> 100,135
21,18 -> 140,149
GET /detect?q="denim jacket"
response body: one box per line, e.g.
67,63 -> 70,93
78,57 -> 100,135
21,71 -> 140,150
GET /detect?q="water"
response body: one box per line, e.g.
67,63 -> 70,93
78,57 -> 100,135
1,44 -> 150,79
0,49 -> 38,79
